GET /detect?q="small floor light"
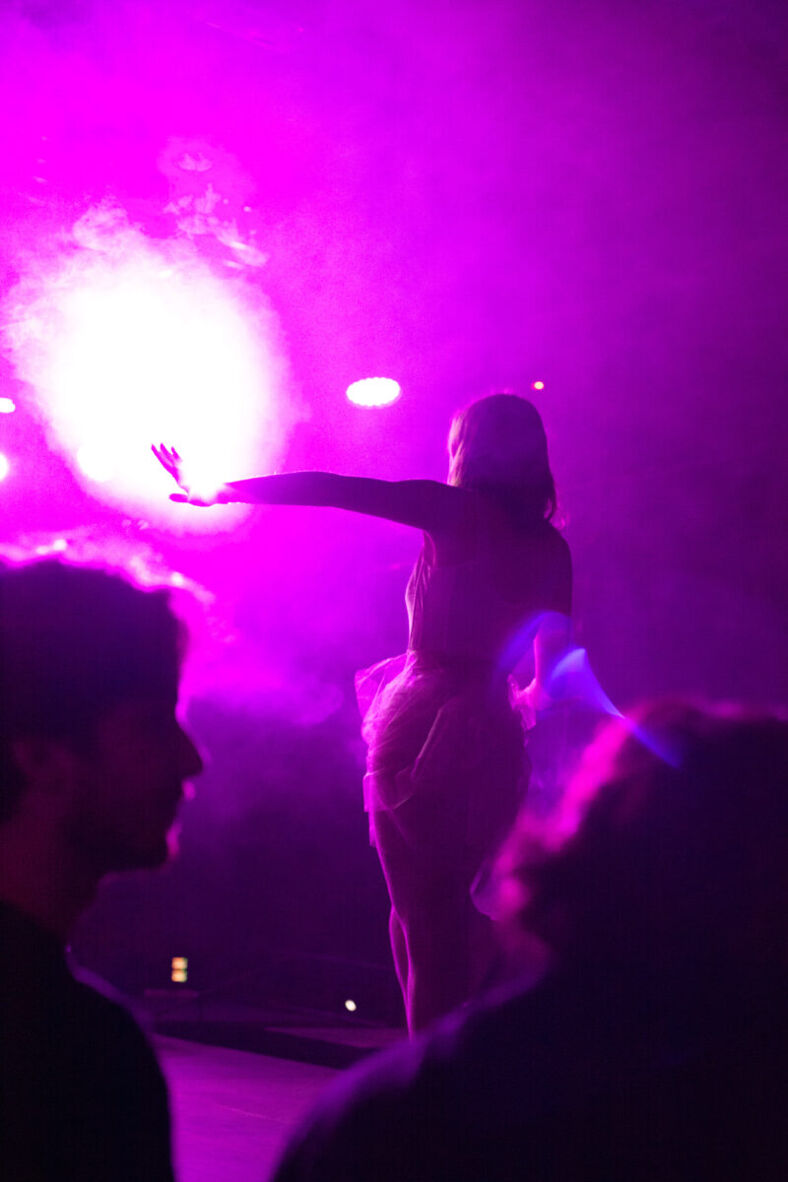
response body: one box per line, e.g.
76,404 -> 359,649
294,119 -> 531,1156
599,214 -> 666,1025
171,956 -> 189,984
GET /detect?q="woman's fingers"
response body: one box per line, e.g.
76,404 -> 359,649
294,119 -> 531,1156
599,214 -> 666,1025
152,443 -> 182,481
154,444 -> 215,506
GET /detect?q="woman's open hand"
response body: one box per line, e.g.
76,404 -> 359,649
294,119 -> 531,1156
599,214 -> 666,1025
151,442 -> 184,484
151,443 -> 226,506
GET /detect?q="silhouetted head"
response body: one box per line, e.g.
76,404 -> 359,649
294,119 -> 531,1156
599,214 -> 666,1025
0,560 -> 202,872
448,393 -> 556,526
500,700 -> 788,983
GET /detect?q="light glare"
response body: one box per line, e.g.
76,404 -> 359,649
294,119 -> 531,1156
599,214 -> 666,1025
0,454 -> 9,481
3,204 -> 295,532
346,377 -> 401,408
0,397 -> 15,413
77,444 -> 115,483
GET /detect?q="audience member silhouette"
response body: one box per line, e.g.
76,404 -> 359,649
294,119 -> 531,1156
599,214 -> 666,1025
271,700 -> 788,1181
0,560 -> 203,1182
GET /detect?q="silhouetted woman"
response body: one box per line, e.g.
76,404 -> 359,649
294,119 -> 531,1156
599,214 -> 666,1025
154,393 -> 572,1032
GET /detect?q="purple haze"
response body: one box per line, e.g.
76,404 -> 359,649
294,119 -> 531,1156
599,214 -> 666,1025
0,0 -> 785,1001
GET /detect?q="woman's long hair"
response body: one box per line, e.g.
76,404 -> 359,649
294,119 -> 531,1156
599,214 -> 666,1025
448,393 -> 557,527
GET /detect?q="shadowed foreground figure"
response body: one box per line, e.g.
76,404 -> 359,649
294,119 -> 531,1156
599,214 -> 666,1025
0,560 -> 203,1181
271,701 -> 788,1181
155,393 -> 572,1033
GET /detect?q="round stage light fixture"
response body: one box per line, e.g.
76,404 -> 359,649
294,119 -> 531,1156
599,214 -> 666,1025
346,377 -> 401,407
0,397 -> 16,413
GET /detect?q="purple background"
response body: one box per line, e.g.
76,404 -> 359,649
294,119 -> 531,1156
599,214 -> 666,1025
1,0 -> 785,1015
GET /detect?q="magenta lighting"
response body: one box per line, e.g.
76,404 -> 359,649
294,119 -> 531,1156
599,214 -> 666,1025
0,397 -> 15,413
4,204 -> 295,533
0,453 -> 9,481
346,377 -> 401,407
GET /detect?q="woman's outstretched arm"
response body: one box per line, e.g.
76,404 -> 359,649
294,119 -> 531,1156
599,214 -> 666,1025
152,445 -> 466,534
224,472 -> 465,533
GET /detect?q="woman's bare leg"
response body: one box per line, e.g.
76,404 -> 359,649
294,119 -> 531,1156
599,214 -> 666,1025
374,805 -> 495,1033
388,907 -> 409,1003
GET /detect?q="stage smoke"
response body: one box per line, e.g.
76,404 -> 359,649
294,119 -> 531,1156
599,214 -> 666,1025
3,201 -> 297,532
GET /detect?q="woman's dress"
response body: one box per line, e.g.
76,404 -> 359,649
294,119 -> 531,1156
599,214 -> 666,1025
356,536 -> 548,1030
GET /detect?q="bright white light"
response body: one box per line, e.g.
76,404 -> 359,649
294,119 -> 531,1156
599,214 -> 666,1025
532,380 -> 545,391
0,397 -> 15,413
344,999 -> 357,1013
346,377 -> 401,408
0,454 -> 9,481
34,538 -> 68,555
77,444 -> 115,483
2,203 -> 296,532
178,457 -> 226,507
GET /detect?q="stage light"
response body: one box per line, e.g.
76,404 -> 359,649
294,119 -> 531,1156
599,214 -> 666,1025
531,380 -> 545,391
4,203 -> 294,532
77,444 -> 115,484
346,377 -> 401,407
344,998 -> 357,1013
0,397 -> 15,413
177,458 -> 225,507
0,454 -> 9,481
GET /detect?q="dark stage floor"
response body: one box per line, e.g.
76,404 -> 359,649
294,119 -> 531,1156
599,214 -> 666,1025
153,998 -> 404,1069
158,1036 -> 339,1182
